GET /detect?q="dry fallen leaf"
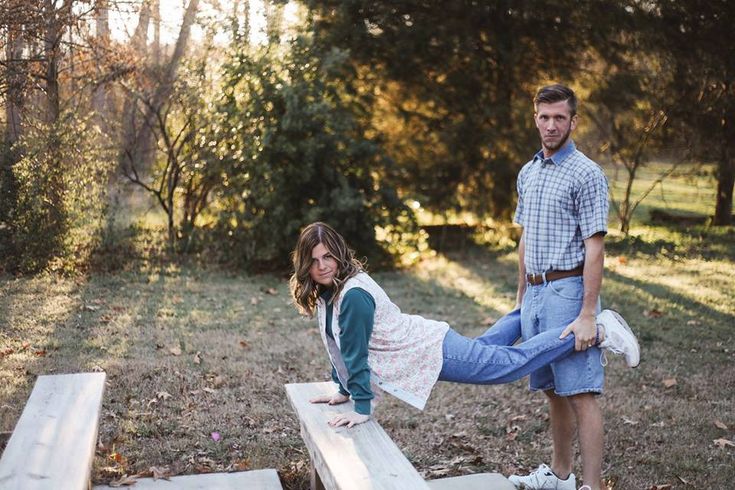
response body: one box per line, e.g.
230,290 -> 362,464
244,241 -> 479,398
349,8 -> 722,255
481,316 -> 497,325
239,340 -> 249,348
714,420 -> 728,430
109,475 -> 138,487
202,387 -> 216,394
662,377 -> 677,388
150,466 -> 171,481
644,309 -> 664,318
713,438 -> 735,449
649,485 -> 672,490
250,297 -> 260,305
617,256 -> 628,264
622,416 -> 639,425
193,351 -> 202,364
157,391 -> 172,400
231,458 -> 250,471
169,346 -> 182,356
265,287 -> 278,295
686,319 -> 701,326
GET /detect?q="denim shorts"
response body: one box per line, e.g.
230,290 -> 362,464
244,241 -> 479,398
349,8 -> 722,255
520,276 -> 604,395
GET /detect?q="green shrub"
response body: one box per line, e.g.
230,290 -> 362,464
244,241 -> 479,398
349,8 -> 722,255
213,36 -> 417,269
2,112 -> 114,273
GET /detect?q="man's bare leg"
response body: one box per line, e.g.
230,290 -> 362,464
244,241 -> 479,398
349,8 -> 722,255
569,393 -> 603,490
545,390 -> 575,479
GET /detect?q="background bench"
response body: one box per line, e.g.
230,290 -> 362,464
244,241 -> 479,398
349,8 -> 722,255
0,372 -> 107,489
286,382 -> 514,490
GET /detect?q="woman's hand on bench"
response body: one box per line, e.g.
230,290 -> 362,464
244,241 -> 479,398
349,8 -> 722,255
327,411 -> 370,428
309,392 -> 350,405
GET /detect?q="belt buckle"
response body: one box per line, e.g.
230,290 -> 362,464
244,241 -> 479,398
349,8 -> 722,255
531,272 -> 539,284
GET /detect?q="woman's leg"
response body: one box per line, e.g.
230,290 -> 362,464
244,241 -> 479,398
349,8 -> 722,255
474,308 -> 522,346
438,326 -> 576,385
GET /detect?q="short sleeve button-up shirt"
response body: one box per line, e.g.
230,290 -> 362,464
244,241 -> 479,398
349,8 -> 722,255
514,141 -> 609,274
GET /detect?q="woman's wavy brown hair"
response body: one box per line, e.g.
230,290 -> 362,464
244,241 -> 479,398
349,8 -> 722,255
289,222 -> 365,317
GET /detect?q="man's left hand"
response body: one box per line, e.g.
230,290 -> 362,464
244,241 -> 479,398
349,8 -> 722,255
560,312 -> 597,351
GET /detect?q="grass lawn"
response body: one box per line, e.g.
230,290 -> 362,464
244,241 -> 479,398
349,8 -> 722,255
1,163 -> 734,489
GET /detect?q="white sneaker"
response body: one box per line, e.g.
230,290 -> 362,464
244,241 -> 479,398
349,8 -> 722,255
597,309 -> 640,368
508,463 -> 576,489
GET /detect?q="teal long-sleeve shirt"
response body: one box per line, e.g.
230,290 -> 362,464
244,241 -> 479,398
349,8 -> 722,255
323,287 -> 375,415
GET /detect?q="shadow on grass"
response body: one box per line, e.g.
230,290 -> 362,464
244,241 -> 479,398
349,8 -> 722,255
606,225 -> 735,262
414,239 -> 733,346
603,268 -> 735,343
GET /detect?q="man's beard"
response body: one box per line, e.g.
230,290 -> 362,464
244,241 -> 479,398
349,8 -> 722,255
542,126 -> 571,152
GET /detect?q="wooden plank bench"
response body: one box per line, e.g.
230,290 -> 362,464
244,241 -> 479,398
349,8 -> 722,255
286,382 -> 514,490
0,372 -> 107,489
93,468 -> 283,489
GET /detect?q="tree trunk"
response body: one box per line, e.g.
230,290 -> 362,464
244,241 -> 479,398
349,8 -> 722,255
152,0 -> 161,65
242,0 -> 250,42
4,23 -> 24,148
158,0 -> 199,101
44,0 -> 61,123
120,0 -> 152,174
1,22 -> 25,256
265,0 -> 283,44
231,0 -> 250,42
92,0 -> 110,125
713,97 -> 734,226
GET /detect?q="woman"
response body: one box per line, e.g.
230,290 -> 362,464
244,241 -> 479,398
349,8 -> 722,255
289,222 -> 639,428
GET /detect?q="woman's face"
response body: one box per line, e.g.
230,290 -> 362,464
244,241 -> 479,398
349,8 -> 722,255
309,242 -> 338,287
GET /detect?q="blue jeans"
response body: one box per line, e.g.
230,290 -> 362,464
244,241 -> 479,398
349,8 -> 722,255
521,276 -> 604,395
438,308 -> 577,385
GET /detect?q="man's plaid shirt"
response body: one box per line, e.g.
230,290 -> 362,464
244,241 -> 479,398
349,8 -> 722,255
514,141 -> 609,275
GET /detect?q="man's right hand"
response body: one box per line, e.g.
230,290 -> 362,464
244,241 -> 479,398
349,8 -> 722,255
309,392 -> 350,405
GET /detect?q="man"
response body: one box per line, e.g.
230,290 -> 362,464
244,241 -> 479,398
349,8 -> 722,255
510,84 -> 612,490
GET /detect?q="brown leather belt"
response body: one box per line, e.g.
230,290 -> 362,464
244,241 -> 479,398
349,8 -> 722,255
527,266 -> 583,286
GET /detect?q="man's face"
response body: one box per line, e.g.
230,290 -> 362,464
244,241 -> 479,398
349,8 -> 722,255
534,100 -> 577,155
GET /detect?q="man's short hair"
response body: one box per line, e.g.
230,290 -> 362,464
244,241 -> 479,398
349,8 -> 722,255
534,84 -> 577,116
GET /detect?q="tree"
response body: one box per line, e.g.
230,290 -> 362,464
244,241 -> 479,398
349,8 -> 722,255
579,15 -> 690,235
0,0 -> 119,271
117,0 -> 203,249
303,0 -> 631,220
121,62 -> 219,251
215,36 -> 413,267
651,0 -> 735,225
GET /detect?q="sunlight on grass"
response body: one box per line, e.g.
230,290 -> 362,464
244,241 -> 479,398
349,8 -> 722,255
409,254 -> 516,313
607,258 -> 735,317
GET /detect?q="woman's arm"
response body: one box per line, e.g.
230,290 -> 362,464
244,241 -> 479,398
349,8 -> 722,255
337,288 -> 375,416
318,287 -> 375,428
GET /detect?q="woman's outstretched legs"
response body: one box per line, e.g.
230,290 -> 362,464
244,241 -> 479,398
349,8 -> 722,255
474,308 -> 522,347
438,323 -> 576,385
